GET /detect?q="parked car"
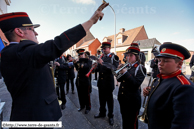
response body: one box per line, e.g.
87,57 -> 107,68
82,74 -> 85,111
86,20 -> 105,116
145,59 -> 186,76
145,60 -> 152,76
181,60 -> 186,75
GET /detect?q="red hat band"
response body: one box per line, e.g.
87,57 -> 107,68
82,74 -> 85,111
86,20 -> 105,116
126,47 -> 140,55
101,42 -> 111,48
160,48 -> 184,60
0,12 -> 40,33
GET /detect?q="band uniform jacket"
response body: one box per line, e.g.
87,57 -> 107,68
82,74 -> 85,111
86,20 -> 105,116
117,62 -> 146,112
55,57 -> 68,84
67,61 -> 75,80
97,53 -> 119,91
147,70 -> 194,129
74,58 -> 91,88
74,58 -> 91,108
0,24 -> 86,121
189,55 -> 194,77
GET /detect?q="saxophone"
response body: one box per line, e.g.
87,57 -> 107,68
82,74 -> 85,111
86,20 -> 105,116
50,61 -> 62,105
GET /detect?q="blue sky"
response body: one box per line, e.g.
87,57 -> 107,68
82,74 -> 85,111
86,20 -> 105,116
7,0 -> 194,50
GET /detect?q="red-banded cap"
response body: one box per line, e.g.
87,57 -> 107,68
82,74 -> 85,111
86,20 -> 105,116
0,12 -> 40,32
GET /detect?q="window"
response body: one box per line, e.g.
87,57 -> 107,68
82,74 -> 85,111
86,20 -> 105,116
117,38 -> 122,44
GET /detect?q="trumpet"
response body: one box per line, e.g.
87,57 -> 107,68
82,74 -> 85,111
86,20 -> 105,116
138,78 -> 160,123
112,62 -> 131,79
85,54 -> 103,78
86,60 -> 98,78
50,64 -> 62,106
137,104 -> 148,123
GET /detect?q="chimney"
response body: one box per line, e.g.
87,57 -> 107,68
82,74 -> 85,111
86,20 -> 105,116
120,28 -> 125,33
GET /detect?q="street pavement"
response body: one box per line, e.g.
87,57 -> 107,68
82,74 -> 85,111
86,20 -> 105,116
0,68 -> 191,129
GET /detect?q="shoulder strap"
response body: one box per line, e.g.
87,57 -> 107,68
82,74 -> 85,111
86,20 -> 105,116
135,64 -> 146,77
111,53 -> 114,64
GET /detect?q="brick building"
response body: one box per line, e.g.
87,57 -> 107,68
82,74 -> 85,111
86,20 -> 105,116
101,26 -> 161,62
65,31 -> 101,57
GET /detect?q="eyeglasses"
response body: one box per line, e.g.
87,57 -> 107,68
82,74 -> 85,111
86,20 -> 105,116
102,47 -> 108,50
20,27 -> 36,33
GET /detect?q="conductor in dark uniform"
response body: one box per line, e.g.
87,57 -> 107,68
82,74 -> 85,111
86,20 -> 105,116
66,54 -> 75,94
54,55 -> 68,110
94,42 -> 119,125
142,42 -> 194,129
0,3 -> 108,121
74,49 -> 91,114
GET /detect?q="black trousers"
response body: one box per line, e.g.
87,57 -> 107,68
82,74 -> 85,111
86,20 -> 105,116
56,83 -> 66,105
94,70 -> 98,80
76,85 -> 91,110
98,89 -> 114,118
66,78 -> 74,92
118,96 -> 140,129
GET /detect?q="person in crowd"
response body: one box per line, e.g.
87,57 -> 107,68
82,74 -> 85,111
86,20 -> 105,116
66,54 -> 75,94
150,57 -> 159,79
85,51 -> 92,93
117,46 -> 146,129
94,50 -> 101,80
0,2 -> 108,121
74,49 -> 91,114
142,42 -> 194,129
189,54 -> 194,81
54,55 -> 68,110
115,60 -> 121,87
94,42 -> 119,126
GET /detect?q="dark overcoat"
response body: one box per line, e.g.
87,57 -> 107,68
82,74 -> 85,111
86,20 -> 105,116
55,57 -> 68,84
67,62 -> 75,79
147,70 -> 194,129
1,24 -> 86,121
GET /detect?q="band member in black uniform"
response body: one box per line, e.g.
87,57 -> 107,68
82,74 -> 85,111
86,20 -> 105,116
117,46 -> 146,129
150,58 -> 159,79
189,54 -> 194,80
94,42 -> 119,126
150,46 -> 160,79
0,3 -> 108,122
85,51 -> 92,93
94,50 -> 101,80
74,49 -> 91,114
142,42 -> 194,129
66,54 -> 75,94
54,55 -> 68,110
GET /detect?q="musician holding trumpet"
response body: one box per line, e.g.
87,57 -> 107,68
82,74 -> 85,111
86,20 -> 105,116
74,49 -> 92,114
94,42 -> 119,126
116,45 -> 146,129
142,43 -> 194,129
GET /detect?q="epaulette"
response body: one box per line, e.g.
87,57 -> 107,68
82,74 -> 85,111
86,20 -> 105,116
176,75 -> 191,85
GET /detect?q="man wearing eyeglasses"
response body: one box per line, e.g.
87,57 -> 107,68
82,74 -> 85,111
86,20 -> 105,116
94,42 -> 119,126
0,2 -> 109,122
